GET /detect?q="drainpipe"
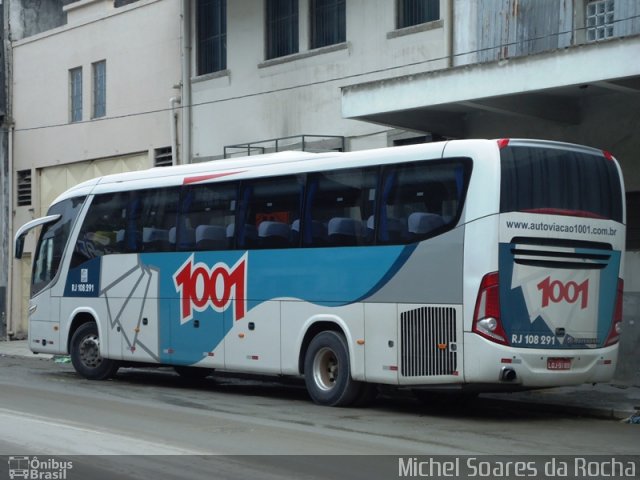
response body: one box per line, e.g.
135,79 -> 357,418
6,124 -> 14,340
169,97 -> 181,166
446,0 -> 455,68
180,0 -> 192,165
4,0 -> 14,340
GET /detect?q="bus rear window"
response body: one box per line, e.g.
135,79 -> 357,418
500,145 -> 623,222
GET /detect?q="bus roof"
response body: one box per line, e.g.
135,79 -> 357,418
48,139 -> 615,207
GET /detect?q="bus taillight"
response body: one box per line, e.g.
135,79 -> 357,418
473,272 -> 509,345
604,279 -> 624,346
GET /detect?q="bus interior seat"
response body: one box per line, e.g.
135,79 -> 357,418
367,216 -> 406,243
143,227 -> 170,251
293,219 -> 327,246
387,217 -> 407,242
291,219 -> 300,244
328,217 -> 362,246
170,226 -> 196,250
407,212 -> 444,238
258,221 -> 291,248
228,223 -> 259,248
116,229 -> 125,250
366,216 -> 375,242
195,225 -> 226,251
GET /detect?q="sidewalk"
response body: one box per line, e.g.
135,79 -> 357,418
1,339 -> 639,420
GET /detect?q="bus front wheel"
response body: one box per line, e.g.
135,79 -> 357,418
70,322 -> 119,380
304,331 -> 363,407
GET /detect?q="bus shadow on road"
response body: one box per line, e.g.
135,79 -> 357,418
49,364 -> 575,421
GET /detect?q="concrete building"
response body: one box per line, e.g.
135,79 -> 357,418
186,0 -> 640,381
6,0 -> 182,337
4,0 -> 639,380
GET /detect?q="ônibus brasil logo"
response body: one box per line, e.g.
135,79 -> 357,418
173,253 -> 248,324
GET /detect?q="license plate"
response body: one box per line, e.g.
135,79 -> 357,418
547,357 -> 571,370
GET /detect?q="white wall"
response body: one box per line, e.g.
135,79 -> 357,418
190,0 -> 449,160
12,0 -> 182,171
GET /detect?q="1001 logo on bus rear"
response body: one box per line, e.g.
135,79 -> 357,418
537,277 -> 589,309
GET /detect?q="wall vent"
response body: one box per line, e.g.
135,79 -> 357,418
154,147 -> 173,167
17,170 -> 32,207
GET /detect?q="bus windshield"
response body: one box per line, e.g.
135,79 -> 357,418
500,144 -> 623,222
32,197 -> 85,296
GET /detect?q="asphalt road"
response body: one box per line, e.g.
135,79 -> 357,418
0,355 -> 638,479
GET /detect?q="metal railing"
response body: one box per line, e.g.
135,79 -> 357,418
224,134 -> 345,159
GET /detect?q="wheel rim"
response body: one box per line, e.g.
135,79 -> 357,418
78,333 -> 103,369
312,347 -> 339,391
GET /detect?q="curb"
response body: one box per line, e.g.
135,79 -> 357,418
482,395 -> 636,420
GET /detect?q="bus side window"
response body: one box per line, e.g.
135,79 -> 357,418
137,187 -> 180,253
305,168 -> 377,247
71,192 -> 129,268
380,160 -> 469,244
180,181 -> 238,252
237,175 -> 302,250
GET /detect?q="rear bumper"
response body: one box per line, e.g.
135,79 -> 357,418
463,332 -> 618,387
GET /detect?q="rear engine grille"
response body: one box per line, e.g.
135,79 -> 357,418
400,307 -> 457,377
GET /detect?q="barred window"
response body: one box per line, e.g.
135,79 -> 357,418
92,61 -> 106,119
69,67 -> 82,123
266,0 -> 299,59
311,0 -> 345,49
197,0 -> 227,75
397,0 -> 440,29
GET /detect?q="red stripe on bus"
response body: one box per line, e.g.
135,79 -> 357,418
183,171 -> 246,185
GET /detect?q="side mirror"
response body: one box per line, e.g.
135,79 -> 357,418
14,214 -> 61,260
15,234 -> 25,259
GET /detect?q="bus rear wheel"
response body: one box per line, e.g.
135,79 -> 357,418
304,331 -> 363,407
70,322 -> 119,380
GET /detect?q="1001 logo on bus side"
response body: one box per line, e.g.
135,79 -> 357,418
173,253 -> 248,324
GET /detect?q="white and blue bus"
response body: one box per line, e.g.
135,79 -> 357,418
15,139 -> 625,406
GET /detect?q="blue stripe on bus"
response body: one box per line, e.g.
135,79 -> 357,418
141,245 -> 413,364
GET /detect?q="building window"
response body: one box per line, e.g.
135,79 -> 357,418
311,0 -> 345,49
197,0 -> 227,75
266,0 -> 298,59
114,0 -> 140,7
92,61 -> 106,119
586,0 -> 614,42
69,67 -> 82,123
17,170 -> 32,207
397,0 -> 440,29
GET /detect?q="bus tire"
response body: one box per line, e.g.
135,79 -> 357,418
70,322 -> 119,380
304,331 -> 362,407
